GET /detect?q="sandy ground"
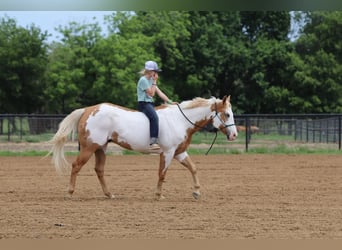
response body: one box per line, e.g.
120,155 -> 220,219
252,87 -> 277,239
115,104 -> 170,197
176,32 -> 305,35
0,154 -> 342,239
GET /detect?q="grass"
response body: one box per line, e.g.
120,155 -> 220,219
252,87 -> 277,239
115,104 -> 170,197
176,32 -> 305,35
0,130 -> 340,156
0,145 -> 339,157
0,151 -> 49,157
0,150 -> 81,157
0,145 -> 341,157
186,145 -> 341,155
246,144 -> 341,155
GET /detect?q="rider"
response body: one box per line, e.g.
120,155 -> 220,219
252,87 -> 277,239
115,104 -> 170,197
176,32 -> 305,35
137,60 -> 174,151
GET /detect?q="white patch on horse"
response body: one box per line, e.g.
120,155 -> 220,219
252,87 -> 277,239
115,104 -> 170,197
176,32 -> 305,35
85,104 -> 151,152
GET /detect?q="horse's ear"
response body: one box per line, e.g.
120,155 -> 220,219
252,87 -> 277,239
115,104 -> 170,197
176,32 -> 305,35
222,95 -> 230,104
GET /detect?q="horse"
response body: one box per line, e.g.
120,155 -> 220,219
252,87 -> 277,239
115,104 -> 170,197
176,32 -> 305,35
237,125 -> 260,133
48,95 -> 238,200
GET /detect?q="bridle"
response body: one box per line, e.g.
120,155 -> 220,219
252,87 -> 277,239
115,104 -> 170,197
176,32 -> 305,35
176,102 -> 235,155
176,102 -> 235,130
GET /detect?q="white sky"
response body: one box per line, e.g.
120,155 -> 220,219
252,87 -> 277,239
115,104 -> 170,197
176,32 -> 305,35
0,11 -> 113,42
0,11 -> 301,42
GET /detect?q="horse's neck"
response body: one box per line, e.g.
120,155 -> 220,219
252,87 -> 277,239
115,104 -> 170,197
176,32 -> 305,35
182,105 -> 212,123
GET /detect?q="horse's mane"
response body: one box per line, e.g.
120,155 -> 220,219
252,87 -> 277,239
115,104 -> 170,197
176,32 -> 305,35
179,97 -> 216,109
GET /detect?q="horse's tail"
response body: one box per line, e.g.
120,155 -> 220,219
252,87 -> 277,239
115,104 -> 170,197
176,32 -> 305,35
48,108 -> 85,174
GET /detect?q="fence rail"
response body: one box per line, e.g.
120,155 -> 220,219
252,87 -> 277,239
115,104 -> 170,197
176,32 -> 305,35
234,114 -> 342,151
0,113 -> 341,151
0,114 -> 65,142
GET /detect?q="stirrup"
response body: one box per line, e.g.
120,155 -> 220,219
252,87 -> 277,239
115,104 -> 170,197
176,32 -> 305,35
149,143 -> 160,150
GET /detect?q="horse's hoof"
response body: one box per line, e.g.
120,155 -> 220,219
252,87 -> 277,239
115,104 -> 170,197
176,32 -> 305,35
192,191 -> 201,200
155,194 -> 166,201
105,193 -> 115,199
64,194 -> 73,200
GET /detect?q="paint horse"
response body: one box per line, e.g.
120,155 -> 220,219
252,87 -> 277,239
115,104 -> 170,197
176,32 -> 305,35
49,95 -> 238,200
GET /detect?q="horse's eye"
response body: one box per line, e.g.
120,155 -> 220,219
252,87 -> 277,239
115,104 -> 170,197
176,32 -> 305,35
226,113 -> 230,118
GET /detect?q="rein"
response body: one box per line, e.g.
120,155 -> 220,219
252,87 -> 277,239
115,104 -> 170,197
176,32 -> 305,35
176,102 -> 233,155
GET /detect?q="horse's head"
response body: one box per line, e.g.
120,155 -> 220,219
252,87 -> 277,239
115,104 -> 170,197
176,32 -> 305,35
211,95 -> 238,141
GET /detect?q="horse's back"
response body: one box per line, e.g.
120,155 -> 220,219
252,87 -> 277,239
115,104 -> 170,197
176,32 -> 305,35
79,103 -> 151,148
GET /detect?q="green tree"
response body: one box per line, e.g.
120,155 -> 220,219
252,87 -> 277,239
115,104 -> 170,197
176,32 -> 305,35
45,13 -> 159,112
44,42 -> 83,113
237,11 -> 293,113
132,11 -> 243,101
104,11 -> 189,105
240,39 -> 294,113
0,16 -> 48,113
90,33 -> 155,108
45,21 -> 105,113
175,11 -> 243,99
42,10 -> 342,115
240,11 -> 291,41
293,11 -> 342,112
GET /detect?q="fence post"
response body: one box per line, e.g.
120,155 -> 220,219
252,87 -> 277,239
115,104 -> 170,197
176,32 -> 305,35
306,119 -> 309,142
339,115 -> 341,150
245,117 -> 250,152
7,117 -> 10,142
20,117 -> 23,141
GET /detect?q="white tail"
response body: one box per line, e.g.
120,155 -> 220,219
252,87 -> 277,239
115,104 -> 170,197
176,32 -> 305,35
48,108 -> 85,174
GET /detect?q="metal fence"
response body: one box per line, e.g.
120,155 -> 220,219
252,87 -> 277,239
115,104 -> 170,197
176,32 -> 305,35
0,114 -> 65,142
234,114 -> 342,151
0,113 -> 341,151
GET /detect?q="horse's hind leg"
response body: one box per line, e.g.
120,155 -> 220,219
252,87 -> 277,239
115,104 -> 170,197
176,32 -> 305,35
175,153 -> 201,200
94,149 -> 114,199
156,153 -> 168,200
68,146 -> 96,197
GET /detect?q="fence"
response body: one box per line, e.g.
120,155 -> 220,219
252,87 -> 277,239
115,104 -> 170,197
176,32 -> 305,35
234,114 -> 342,151
0,114 -> 65,143
0,113 -> 341,151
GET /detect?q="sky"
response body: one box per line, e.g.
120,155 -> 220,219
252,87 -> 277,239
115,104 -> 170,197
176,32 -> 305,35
0,11 -> 113,42
0,11 -> 301,42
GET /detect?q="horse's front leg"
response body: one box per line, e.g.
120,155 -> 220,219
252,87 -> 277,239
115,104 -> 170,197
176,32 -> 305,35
175,152 -> 201,200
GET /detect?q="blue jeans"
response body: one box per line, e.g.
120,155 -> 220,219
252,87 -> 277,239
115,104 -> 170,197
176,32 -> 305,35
138,102 -> 159,139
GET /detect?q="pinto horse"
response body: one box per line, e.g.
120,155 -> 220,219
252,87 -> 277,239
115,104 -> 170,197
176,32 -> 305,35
49,95 -> 238,200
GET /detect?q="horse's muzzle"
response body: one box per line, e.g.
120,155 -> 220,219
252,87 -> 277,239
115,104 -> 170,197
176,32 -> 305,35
227,131 -> 238,141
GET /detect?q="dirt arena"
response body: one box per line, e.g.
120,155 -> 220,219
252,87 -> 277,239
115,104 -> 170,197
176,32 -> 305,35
0,153 -> 342,239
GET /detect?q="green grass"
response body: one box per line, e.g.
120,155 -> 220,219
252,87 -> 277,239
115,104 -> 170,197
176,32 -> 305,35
187,147 -> 242,155
0,133 -> 55,143
121,150 -> 143,155
0,145 -> 339,157
187,146 -> 340,155
0,130 -> 340,156
0,151 -> 80,157
0,151 -> 49,157
190,131 -> 296,145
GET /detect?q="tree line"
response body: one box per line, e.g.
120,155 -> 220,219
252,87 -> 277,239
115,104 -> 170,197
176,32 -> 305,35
0,11 -> 341,114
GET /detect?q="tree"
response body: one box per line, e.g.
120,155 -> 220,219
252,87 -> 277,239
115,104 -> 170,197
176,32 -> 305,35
238,39 -> 295,113
104,11 -> 190,105
44,13 -> 159,112
44,42 -> 83,113
235,12 -> 293,113
0,10 -> 339,116
240,11 -> 291,41
175,11 -> 243,99
293,11 -> 342,112
44,21 -> 107,113
0,16 -> 48,113
132,11 -> 243,101
89,33 -> 156,108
